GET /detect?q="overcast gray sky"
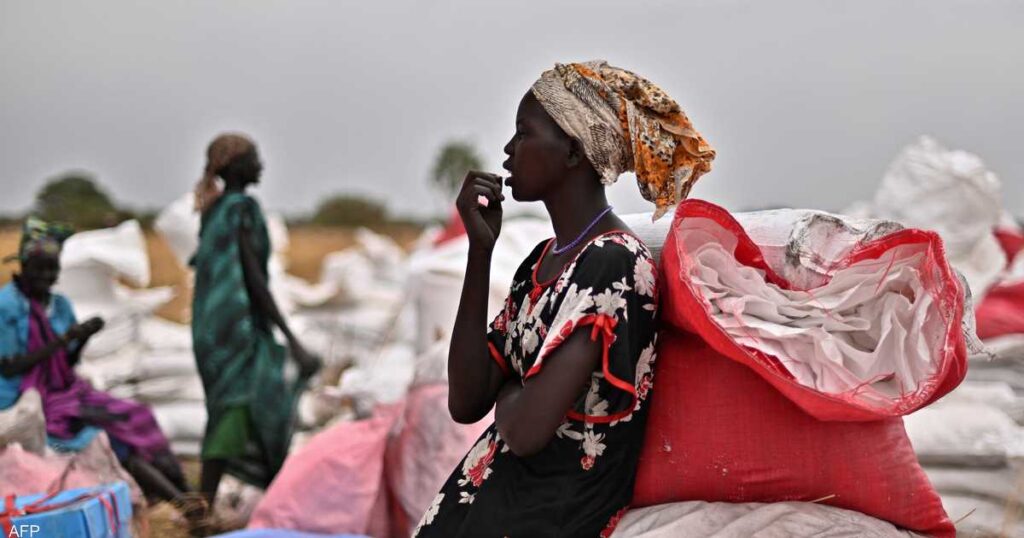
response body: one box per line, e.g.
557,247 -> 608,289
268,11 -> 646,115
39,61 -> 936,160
1,0 -> 1021,220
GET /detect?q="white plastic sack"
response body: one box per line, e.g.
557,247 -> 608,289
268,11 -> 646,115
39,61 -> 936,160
851,136 -> 1007,297
874,136 -> 1002,259
138,317 -> 193,352
319,250 -> 377,305
611,501 -> 923,537
921,461 -> 1024,537
0,389 -> 46,454
405,217 -> 550,382
152,401 -> 207,457
937,381 -> 1024,423
674,208 -> 954,404
154,193 -> 201,269
59,219 -> 150,287
54,220 -> 175,359
337,342 -> 416,409
905,403 -> 1024,466
354,228 -> 406,283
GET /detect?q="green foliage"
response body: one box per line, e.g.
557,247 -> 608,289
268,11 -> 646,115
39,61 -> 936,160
33,172 -> 122,230
430,140 -> 483,196
311,194 -> 388,227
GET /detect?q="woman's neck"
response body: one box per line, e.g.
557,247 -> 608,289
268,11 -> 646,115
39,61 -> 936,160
12,275 -> 49,303
223,182 -> 247,194
544,187 -> 612,249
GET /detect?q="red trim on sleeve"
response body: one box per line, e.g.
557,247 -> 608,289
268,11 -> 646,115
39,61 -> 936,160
524,313 -> 638,424
488,341 -> 511,378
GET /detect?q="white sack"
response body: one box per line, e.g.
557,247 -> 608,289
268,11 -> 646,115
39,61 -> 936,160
0,389 -> 46,455
905,403 -> 1024,467
851,136 -> 1006,297
54,220 -> 175,359
674,209 -> 954,406
152,401 -> 207,444
405,217 -> 550,383
59,219 -> 150,287
611,501 -> 923,537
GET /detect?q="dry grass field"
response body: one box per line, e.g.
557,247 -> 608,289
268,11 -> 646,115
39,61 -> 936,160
0,224 -> 423,323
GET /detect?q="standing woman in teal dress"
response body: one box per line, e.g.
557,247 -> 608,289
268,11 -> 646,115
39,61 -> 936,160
190,133 -> 321,507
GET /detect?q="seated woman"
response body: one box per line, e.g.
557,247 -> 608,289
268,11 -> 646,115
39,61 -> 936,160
0,217 -> 189,502
414,61 -> 714,537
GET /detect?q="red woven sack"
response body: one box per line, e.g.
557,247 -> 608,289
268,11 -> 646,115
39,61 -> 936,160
976,227 -> 1024,340
976,281 -> 1024,340
633,200 -> 965,536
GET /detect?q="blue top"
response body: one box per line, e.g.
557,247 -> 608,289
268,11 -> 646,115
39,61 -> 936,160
0,281 -> 99,450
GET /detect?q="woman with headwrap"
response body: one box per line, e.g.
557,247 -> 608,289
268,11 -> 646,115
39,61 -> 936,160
190,133 -> 320,508
414,61 -> 714,537
0,218 -> 189,501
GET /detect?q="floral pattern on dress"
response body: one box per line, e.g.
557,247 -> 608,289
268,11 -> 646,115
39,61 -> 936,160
413,493 -> 445,536
415,231 -> 658,538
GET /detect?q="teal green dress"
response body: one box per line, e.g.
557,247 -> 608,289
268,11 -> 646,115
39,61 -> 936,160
191,192 -> 300,487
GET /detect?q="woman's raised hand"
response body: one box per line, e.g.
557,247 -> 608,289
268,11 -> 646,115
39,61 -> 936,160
65,316 -> 105,342
456,171 -> 505,252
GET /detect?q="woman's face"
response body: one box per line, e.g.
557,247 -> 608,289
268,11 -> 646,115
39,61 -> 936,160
20,253 -> 60,298
502,91 -> 572,202
224,147 -> 264,186
242,147 -> 263,184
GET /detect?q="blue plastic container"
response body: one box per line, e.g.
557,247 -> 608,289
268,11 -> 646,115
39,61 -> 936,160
1,482 -> 132,538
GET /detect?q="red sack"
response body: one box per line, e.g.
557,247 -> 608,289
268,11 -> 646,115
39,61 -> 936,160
976,226 -> 1024,340
976,281 -> 1024,340
659,200 -> 966,421
633,200 -> 964,536
994,227 -> 1024,265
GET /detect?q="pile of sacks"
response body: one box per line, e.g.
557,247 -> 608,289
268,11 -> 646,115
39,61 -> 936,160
622,202 -> 966,537
849,136 -> 1024,536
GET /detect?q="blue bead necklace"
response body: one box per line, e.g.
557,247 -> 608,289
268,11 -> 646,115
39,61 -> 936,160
551,206 -> 614,255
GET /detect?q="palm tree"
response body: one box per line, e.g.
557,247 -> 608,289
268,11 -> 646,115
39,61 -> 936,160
430,140 -> 483,197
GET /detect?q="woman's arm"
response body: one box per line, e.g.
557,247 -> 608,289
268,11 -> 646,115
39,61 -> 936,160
237,227 -> 319,376
494,330 -> 600,456
238,227 -> 292,341
1,316 -> 104,375
447,171 -> 507,424
0,336 -> 69,377
65,316 -> 104,368
448,248 -> 507,423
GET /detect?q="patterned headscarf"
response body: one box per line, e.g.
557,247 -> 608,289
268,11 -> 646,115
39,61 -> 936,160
531,60 -> 716,220
194,133 -> 257,212
3,217 -> 74,263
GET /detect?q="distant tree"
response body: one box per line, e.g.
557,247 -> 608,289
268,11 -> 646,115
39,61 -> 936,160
33,172 -> 122,230
430,140 -> 483,197
311,194 -> 388,227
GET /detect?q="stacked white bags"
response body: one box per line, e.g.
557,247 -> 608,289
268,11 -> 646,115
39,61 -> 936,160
844,136 -> 1023,535
847,136 -> 1007,299
48,218 -> 204,455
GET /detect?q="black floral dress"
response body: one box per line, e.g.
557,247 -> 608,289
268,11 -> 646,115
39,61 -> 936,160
414,231 -> 659,538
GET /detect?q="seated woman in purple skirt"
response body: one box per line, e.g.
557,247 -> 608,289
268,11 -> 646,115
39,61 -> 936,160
0,217 -> 188,502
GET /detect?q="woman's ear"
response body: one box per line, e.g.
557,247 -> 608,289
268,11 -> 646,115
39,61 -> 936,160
566,138 -> 585,168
